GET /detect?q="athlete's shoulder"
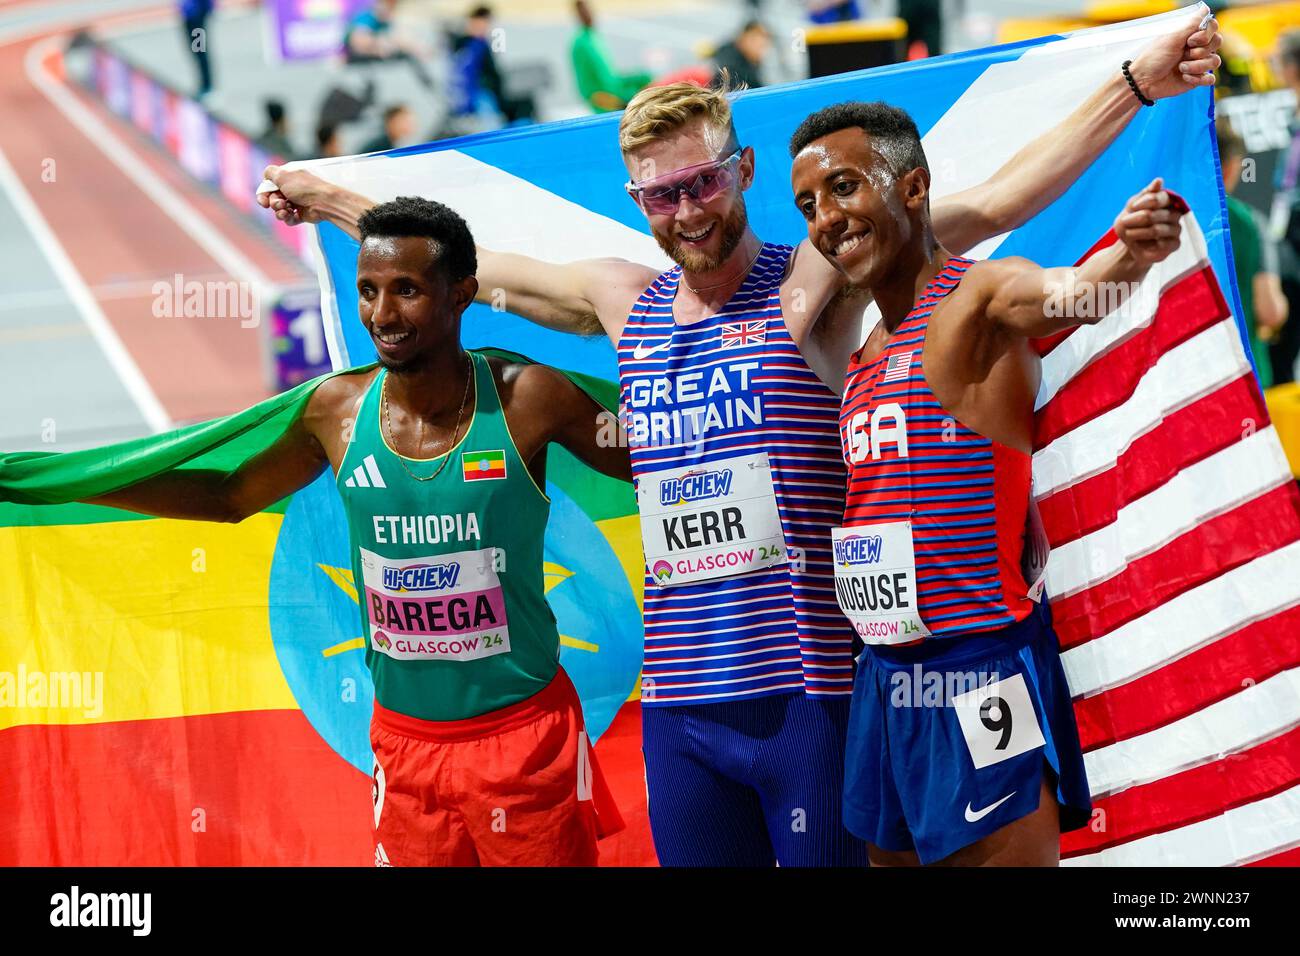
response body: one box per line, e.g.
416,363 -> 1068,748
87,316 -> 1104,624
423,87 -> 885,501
487,356 -> 584,405
304,367 -> 378,426
960,256 -> 1037,288
486,357 -> 604,439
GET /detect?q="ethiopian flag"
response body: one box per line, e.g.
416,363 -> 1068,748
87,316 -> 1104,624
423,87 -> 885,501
461,449 -> 507,482
0,349 -> 652,865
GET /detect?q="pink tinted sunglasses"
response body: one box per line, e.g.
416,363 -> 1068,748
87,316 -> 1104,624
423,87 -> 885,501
625,148 -> 746,215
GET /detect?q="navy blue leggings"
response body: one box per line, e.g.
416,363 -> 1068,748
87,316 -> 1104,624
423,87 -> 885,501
641,693 -> 869,867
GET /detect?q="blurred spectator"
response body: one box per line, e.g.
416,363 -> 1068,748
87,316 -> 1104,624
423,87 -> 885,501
258,100 -> 295,161
178,0 -> 213,97
712,20 -> 771,90
1220,119 -> 1288,388
806,0 -> 860,25
344,0 -> 434,91
449,5 -> 537,124
316,124 -> 344,159
344,0 -> 397,60
571,1 -> 651,113
361,104 -> 416,153
1271,30 -> 1300,384
899,0 -> 943,58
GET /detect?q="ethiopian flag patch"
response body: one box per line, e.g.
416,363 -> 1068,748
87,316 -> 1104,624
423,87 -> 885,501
462,449 -> 507,481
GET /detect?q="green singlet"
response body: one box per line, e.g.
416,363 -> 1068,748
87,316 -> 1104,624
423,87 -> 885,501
337,350 -> 560,721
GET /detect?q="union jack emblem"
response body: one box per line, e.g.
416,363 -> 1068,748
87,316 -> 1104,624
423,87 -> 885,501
720,320 -> 766,349
882,350 -> 913,383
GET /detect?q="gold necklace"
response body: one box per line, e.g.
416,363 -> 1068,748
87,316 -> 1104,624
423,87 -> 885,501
683,243 -> 763,294
381,353 -> 473,482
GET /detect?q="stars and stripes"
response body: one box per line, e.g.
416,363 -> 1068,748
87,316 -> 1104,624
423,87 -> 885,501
882,350 -> 913,383
1032,205 -> 1300,867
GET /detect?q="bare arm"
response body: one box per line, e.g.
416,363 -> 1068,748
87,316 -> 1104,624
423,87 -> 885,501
83,382 -> 332,522
512,365 -> 631,482
85,415 -> 329,523
1255,271 -> 1289,338
973,179 -> 1184,338
783,238 -> 849,345
257,165 -> 654,340
931,10 -> 1221,254
472,252 -> 653,339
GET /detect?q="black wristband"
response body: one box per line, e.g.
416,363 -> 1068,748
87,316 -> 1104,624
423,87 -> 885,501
1122,60 -> 1155,107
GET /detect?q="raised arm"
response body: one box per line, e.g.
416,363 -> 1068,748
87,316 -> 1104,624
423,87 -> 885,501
257,165 -> 655,341
931,9 -> 1221,255
969,179 -> 1185,338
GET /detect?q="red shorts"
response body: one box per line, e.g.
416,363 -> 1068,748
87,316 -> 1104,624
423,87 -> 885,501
369,668 -> 625,866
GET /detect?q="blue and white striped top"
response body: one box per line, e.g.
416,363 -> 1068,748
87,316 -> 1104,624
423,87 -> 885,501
616,243 -> 855,706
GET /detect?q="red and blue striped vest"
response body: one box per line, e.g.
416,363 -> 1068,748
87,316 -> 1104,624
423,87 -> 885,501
617,243 -> 855,705
839,256 -> 1036,638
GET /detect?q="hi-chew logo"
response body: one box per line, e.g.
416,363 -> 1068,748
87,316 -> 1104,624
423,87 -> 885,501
834,534 -> 883,567
659,468 -> 733,507
382,562 -> 461,592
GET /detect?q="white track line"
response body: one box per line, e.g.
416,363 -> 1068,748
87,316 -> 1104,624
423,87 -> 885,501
24,35 -> 278,296
0,141 -> 171,431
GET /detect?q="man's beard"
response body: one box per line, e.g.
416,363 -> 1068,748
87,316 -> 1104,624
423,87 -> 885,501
653,202 -> 748,275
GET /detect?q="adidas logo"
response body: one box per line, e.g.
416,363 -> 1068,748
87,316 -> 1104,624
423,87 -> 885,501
344,454 -> 387,489
374,842 -> 392,867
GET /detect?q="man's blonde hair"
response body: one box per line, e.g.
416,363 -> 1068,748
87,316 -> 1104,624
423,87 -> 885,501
618,76 -> 743,155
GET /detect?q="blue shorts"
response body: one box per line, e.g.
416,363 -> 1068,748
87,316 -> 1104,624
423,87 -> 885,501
843,601 -> 1091,864
642,693 -> 868,867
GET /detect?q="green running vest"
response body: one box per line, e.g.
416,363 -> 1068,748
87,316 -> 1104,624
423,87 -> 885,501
337,350 -> 559,721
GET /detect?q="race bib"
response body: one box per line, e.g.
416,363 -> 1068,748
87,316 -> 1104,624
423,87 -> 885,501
637,452 -> 788,587
831,521 -> 930,645
1022,498 -> 1050,604
359,546 -> 511,661
951,673 -> 1046,769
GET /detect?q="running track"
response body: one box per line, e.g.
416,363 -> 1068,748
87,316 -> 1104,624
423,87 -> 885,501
0,0 -> 309,451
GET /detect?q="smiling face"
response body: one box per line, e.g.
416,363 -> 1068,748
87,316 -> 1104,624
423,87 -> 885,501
356,236 -> 475,372
624,116 -> 754,274
791,126 -> 928,289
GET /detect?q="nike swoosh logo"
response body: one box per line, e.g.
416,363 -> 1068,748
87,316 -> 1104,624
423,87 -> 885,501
964,791 -> 1016,823
632,339 -> 672,360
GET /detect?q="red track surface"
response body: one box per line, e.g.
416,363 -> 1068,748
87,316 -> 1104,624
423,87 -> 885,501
0,3 -> 308,424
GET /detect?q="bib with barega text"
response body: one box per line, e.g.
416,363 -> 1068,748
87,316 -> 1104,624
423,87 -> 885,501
831,521 -> 930,645
360,545 -> 511,661
637,451 -> 788,587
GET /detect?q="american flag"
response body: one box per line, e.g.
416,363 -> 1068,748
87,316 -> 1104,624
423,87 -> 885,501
720,319 -> 766,349
882,350 -> 913,384
1032,199 -> 1300,866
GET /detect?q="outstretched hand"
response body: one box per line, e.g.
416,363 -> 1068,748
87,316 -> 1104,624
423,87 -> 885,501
255,165 -> 331,227
1128,8 -> 1222,100
1115,178 -> 1186,265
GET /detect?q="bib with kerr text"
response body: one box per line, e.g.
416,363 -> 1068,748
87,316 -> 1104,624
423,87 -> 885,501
637,452 -> 788,587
